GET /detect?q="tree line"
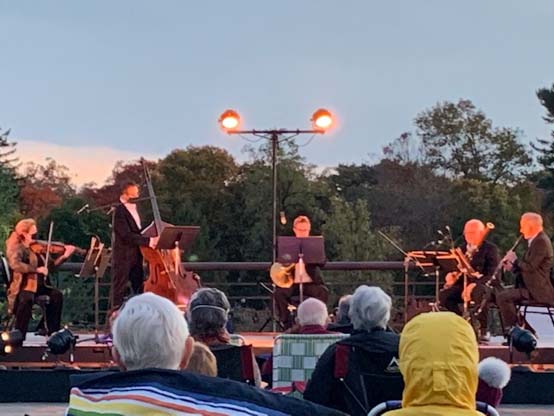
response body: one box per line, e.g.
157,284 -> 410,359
1,86 -> 554,323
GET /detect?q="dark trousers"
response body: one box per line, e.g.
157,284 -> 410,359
14,286 -> 63,339
275,283 -> 329,324
439,282 -> 489,329
110,262 -> 144,309
496,287 -> 530,332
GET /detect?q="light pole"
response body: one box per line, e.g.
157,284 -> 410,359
218,109 -> 334,262
218,109 -> 334,331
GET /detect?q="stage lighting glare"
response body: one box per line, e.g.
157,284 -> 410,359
1,332 -> 8,342
4,345 -> 12,354
219,109 -> 240,131
311,108 -> 333,130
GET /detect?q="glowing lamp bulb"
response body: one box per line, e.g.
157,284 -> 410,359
219,109 -> 240,131
311,108 -> 333,130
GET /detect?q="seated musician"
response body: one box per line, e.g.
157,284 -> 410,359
439,219 -> 499,341
274,215 -> 329,329
6,219 -> 75,339
497,212 -> 554,335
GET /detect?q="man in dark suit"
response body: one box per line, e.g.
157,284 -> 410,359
497,212 -> 554,333
110,181 -> 158,309
439,219 -> 499,339
274,216 -> 329,328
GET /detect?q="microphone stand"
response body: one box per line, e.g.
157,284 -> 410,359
377,231 -> 428,324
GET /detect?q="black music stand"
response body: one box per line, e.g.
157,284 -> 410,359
449,247 -> 479,317
76,237 -> 107,336
156,226 -> 200,252
77,237 -> 104,279
406,250 -> 457,316
277,236 -> 326,303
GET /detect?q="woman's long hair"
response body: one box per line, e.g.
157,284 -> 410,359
5,218 -> 36,249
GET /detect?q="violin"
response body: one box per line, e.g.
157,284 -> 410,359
30,240 -> 87,257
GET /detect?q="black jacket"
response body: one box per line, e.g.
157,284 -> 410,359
457,240 -> 500,285
304,328 -> 403,416
514,231 -> 554,304
112,203 -> 150,274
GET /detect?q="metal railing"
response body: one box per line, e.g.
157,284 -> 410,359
53,261 -> 436,329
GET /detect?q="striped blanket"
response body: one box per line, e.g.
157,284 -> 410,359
66,368 -> 346,416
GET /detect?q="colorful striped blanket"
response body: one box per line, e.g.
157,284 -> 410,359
66,368 -> 346,416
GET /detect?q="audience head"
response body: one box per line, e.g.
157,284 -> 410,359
112,292 -> 193,371
399,312 -> 479,412
187,288 -> 231,341
297,297 -> 329,327
520,212 -> 543,239
187,341 -> 218,377
476,357 -> 511,408
336,295 -> 352,325
349,285 -> 391,331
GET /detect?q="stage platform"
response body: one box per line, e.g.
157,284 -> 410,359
1,310 -> 554,404
1,331 -> 554,404
2,331 -> 554,369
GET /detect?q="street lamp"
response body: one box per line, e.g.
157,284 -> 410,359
219,109 -> 334,331
219,109 -> 334,263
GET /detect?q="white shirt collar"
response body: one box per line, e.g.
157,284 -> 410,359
526,231 -> 541,246
120,197 -> 141,229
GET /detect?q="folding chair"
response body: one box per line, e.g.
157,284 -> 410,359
210,344 -> 256,385
367,400 -> 499,416
517,300 -> 554,331
272,333 -> 347,391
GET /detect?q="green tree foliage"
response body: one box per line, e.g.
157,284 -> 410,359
155,146 -> 238,261
0,129 -> 19,250
446,179 -> 540,249
0,127 -> 17,168
533,84 -> 554,209
415,99 -> 532,184
321,197 -> 397,307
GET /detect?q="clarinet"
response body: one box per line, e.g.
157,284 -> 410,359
476,234 -> 523,314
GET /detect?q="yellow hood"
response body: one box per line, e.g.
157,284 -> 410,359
388,312 -> 483,416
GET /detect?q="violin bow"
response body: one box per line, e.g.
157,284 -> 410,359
45,221 -> 54,268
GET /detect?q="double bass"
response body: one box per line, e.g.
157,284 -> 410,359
140,160 -> 201,309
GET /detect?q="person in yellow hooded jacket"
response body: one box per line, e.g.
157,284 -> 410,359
388,312 -> 484,416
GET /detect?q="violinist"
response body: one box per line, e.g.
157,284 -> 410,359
110,181 -> 158,309
439,219 -> 499,341
5,218 -> 75,338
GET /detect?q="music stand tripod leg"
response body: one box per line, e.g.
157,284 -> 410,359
257,282 -> 284,332
430,267 -> 441,312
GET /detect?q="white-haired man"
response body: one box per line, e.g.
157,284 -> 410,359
328,294 -> 354,334
439,219 -> 499,340
497,212 -> 554,334
304,286 -> 402,416
67,293 -> 344,416
292,297 -> 336,334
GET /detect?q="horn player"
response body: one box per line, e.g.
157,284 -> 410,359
274,215 -> 329,329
